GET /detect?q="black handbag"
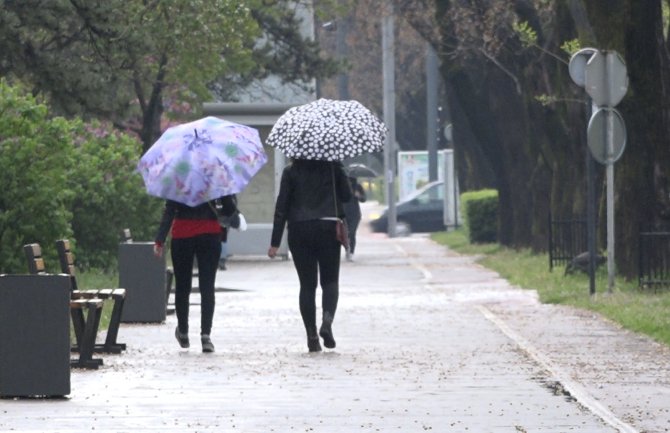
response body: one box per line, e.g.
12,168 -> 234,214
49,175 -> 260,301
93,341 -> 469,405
208,199 -> 241,229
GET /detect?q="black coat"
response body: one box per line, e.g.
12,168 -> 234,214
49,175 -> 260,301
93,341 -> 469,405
270,160 -> 352,247
343,177 -> 366,224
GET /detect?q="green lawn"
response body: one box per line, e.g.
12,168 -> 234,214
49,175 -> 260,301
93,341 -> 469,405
432,230 -> 670,347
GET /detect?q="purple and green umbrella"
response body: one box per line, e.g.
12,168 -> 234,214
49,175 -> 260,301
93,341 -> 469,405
137,116 -> 267,207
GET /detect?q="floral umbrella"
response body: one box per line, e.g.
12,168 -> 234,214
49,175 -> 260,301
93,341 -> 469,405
265,99 -> 387,161
137,116 -> 267,207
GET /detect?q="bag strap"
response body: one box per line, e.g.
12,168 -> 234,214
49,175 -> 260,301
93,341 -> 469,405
331,164 -> 340,219
207,200 -> 218,217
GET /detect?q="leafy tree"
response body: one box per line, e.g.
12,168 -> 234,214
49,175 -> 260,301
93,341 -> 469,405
0,0 -> 259,152
416,0 -> 670,277
320,0 -> 670,278
0,0 -> 340,152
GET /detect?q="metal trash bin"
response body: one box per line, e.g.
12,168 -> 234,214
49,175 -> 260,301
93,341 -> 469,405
0,274 -> 71,397
118,242 -> 167,323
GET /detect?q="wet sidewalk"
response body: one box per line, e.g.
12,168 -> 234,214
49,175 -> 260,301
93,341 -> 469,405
2,203 -> 670,432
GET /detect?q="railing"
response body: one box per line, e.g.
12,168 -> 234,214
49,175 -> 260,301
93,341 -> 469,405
639,230 -> 670,290
548,214 -> 587,272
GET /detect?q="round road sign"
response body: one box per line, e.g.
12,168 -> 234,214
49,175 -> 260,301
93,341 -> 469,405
585,51 -> 629,107
587,108 -> 626,164
569,48 -> 598,87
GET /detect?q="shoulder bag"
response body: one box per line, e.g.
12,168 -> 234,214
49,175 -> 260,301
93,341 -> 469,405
331,165 -> 350,251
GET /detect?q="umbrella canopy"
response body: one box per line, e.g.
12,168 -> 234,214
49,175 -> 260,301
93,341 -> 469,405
265,98 -> 387,161
347,163 -> 378,178
137,116 -> 267,207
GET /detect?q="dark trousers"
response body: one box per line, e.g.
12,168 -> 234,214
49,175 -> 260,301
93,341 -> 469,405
347,216 -> 361,254
288,220 -> 341,335
171,234 -> 221,335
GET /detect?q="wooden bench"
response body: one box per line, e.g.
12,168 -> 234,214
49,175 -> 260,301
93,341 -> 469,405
23,243 -> 104,370
55,239 -> 127,354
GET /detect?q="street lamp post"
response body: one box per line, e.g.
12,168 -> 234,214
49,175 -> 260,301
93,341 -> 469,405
382,5 -> 397,237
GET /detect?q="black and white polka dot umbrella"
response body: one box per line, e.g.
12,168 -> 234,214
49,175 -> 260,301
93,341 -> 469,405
265,99 -> 387,161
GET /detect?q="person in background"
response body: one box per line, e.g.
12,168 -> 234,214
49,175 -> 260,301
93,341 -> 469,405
217,195 -> 243,271
154,196 -> 239,353
267,159 -> 352,352
219,240 -> 229,270
343,176 -> 367,261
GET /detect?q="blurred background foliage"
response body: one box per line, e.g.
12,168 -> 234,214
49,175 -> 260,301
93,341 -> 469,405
0,79 -> 162,273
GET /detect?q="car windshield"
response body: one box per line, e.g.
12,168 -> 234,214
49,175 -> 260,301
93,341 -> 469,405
402,182 -> 444,204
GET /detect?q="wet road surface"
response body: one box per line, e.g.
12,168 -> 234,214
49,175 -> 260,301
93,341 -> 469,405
2,202 -> 669,432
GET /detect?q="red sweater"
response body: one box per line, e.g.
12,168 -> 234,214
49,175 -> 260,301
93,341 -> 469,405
171,219 -> 221,239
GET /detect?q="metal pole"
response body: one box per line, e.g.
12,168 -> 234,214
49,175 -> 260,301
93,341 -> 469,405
382,7 -> 396,237
605,52 -> 615,293
606,112 -> 615,292
426,43 -> 438,182
336,16 -> 349,100
587,101 -> 597,296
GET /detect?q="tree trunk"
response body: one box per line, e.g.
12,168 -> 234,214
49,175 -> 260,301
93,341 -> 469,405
579,1 -> 670,278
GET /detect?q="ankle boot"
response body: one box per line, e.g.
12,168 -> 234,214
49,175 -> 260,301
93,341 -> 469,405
201,334 -> 215,353
319,311 -> 336,349
306,328 -> 322,352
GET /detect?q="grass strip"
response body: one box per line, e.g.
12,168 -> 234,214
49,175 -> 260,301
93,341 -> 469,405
432,229 -> 670,347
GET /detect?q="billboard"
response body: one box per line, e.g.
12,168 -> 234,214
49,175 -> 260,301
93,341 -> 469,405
397,150 -> 446,200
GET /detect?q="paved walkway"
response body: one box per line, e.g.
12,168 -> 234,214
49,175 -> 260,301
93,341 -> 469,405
3,203 -> 670,432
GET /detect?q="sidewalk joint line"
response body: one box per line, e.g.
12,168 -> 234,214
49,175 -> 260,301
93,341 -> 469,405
477,305 -> 639,433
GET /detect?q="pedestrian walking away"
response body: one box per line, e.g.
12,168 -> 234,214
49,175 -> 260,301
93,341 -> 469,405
343,176 -> 367,261
154,196 -> 240,353
268,160 -> 353,352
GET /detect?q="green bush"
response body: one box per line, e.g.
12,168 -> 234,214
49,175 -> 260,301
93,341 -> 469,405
67,121 -> 163,271
0,80 -> 162,273
461,189 -> 498,243
0,80 -> 75,273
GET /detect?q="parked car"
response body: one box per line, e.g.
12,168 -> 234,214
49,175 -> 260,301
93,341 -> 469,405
369,180 -> 446,235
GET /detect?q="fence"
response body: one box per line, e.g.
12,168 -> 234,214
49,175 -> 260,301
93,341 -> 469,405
639,230 -> 670,290
548,214 -> 587,272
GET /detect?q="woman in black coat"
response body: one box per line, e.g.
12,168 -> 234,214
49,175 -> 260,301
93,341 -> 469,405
267,159 -> 352,352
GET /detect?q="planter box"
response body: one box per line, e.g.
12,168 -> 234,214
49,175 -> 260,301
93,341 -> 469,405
0,274 -> 71,397
118,242 -> 167,323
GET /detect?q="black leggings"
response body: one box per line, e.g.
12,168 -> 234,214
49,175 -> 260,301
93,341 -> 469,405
171,234 -> 221,335
288,220 -> 341,335
347,216 -> 361,254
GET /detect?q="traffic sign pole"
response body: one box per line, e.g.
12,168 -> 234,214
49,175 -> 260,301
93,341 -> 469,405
571,48 -> 628,295
607,109 -> 615,292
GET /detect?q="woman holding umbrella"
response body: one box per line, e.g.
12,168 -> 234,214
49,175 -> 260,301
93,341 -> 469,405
265,99 -> 386,352
267,159 -> 352,352
154,197 -> 239,353
138,116 -> 268,353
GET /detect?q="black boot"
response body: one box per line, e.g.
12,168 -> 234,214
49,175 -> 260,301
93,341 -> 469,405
319,311 -> 336,349
307,328 -> 322,352
175,326 -> 189,348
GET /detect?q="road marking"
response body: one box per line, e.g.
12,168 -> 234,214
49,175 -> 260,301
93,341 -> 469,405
477,305 -> 638,433
395,242 -> 433,283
